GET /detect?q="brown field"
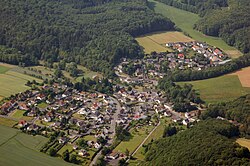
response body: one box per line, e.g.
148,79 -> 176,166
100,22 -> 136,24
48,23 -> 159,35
230,67 -> 250,87
0,63 -> 16,68
136,31 -> 193,54
236,138 -> 250,150
224,50 -> 243,59
146,31 -> 194,44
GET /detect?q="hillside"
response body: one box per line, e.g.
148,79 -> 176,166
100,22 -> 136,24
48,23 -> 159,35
0,0 -> 174,76
143,119 -> 250,165
202,94 -> 250,136
155,0 -> 250,54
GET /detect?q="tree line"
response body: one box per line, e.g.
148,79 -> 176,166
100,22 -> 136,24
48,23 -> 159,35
0,0 -> 175,76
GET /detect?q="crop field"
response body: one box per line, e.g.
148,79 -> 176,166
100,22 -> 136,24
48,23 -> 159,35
236,138 -> 250,150
0,125 -> 73,166
178,75 -> 250,103
0,117 -> 17,127
148,0 -> 242,58
230,67 -> 250,87
136,31 -> 193,54
0,64 -> 42,99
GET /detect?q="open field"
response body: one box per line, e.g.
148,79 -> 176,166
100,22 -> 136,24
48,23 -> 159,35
0,117 -> 17,127
114,125 -> 154,154
0,65 -> 10,74
178,75 -> 250,103
0,64 -> 42,99
230,67 -> 250,87
148,0 -> 242,58
9,109 -> 34,121
136,31 -> 192,54
0,125 -> 73,166
236,138 -> 250,150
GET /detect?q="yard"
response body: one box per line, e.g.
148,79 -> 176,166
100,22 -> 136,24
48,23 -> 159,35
148,0 -> 242,58
9,109 -> 34,121
38,102 -> 48,109
178,75 -> 250,103
0,125 -> 73,166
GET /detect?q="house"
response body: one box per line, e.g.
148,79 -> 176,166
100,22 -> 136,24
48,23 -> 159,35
177,54 -> 185,59
43,116 -> 51,122
27,124 -> 39,131
182,119 -> 189,126
58,137 -> 68,144
18,120 -> 27,127
94,142 -> 102,149
78,149 -> 88,156
73,145 -> 78,150
107,151 -> 119,160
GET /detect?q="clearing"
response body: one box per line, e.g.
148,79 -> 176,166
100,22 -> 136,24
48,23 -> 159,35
0,125 -> 73,166
230,67 -> 250,87
136,31 -> 192,54
236,138 -> 250,151
178,75 -> 250,103
148,0 -> 242,58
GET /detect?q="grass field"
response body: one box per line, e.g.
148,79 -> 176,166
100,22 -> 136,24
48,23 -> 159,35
0,65 -> 10,74
136,31 -> 193,54
0,117 -> 17,127
0,125 -> 73,166
230,67 -> 250,87
9,109 -> 34,121
178,75 -> 250,103
236,138 -> 250,150
0,65 -> 42,98
114,125 -> 154,154
148,0 -> 242,58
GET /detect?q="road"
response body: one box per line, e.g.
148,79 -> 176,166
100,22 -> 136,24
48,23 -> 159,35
90,96 -> 121,166
126,121 -> 161,163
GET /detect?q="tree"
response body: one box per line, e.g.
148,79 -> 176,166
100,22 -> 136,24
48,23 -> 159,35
62,150 -> 70,162
54,69 -> 63,79
125,148 -> 130,157
163,125 -> 177,137
48,148 -> 57,156
69,154 -> 78,164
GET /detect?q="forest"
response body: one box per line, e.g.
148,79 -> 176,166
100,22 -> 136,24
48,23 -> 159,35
143,119 -> 250,165
201,95 -> 250,137
0,0 -> 174,76
156,0 -> 250,53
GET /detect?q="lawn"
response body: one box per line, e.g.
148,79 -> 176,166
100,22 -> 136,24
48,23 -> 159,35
236,138 -> 250,151
114,125 -> 154,154
178,75 -> 250,103
10,109 -> 34,121
0,117 -> 17,127
58,144 -> 74,156
0,125 -> 73,166
148,0 -> 242,58
38,102 -> 48,109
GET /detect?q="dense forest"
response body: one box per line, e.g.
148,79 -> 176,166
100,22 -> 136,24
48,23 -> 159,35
156,0 -> 250,53
0,0 -> 174,76
202,95 -> 250,137
143,119 -> 250,165
160,53 -> 250,82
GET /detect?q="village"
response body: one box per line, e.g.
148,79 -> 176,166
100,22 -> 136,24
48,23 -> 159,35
115,41 -> 231,82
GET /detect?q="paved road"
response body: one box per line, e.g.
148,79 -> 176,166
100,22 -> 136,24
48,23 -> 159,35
90,96 -> 121,166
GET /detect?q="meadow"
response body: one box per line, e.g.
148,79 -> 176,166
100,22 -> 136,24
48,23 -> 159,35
230,67 -> 250,87
178,75 -> 250,103
148,0 -> 242,58
136,31 -> 192,54
0,125 -> 73,166
114,125 -> 154,154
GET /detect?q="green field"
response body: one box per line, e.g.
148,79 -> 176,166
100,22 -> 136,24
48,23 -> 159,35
9,109 -> 34,121
178,75 -> 250,103
148,0 -> 242,58
114,125 -> 154,154
0,125 -> 73,166
0,69 -> 42,98
0,117 -> 17,127
0,65 -> 10,74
